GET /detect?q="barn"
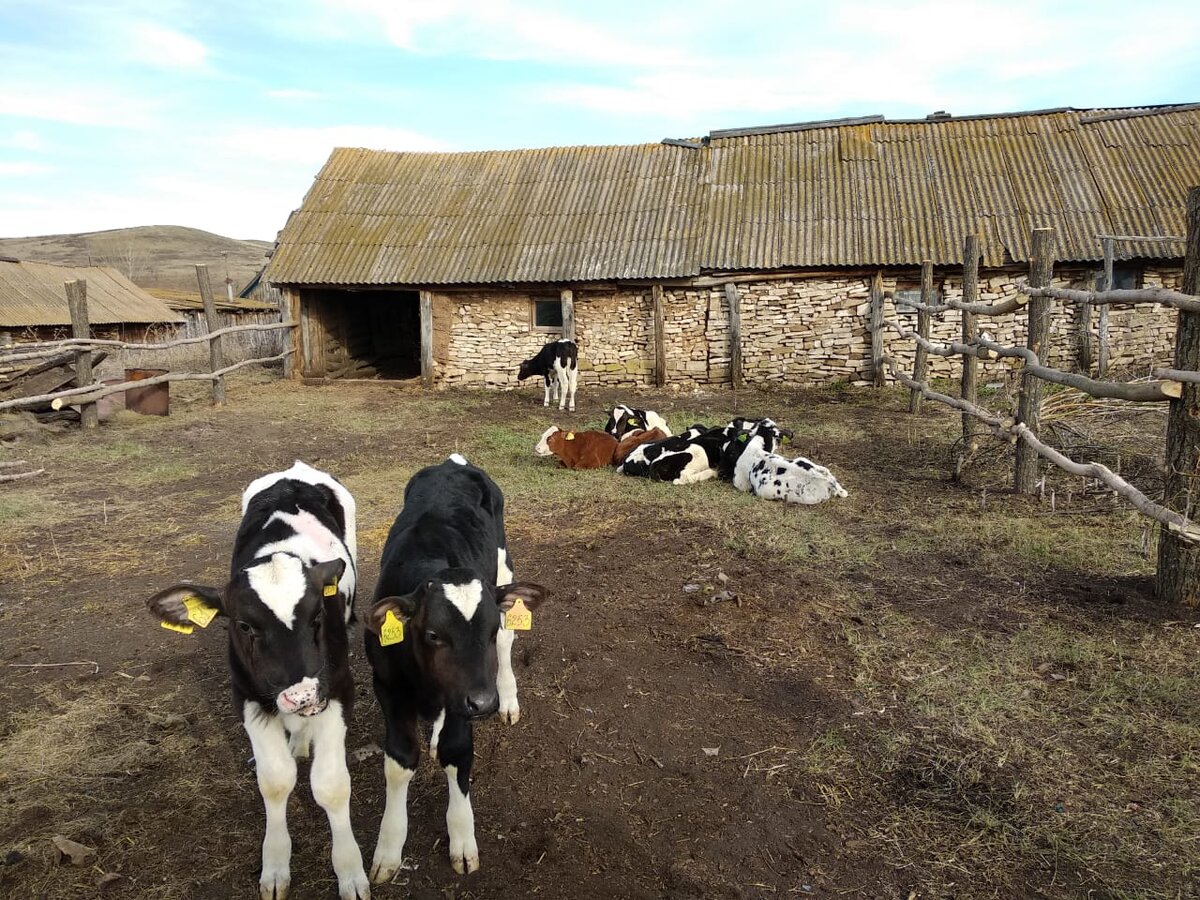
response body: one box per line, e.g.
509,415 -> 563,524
0,257 -> 183,345
264,104 -> 1200,388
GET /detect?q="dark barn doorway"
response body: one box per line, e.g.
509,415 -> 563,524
303,289 -> 422,379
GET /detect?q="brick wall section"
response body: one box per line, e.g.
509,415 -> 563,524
428,266 -> 1183,389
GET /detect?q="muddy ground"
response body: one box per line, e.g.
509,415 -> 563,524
1,374 -> 1196,899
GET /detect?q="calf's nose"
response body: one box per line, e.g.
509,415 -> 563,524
463,690 -> 499,719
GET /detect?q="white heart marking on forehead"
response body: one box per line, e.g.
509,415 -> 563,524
443,579 -> 484,622
246,553 -> 307,628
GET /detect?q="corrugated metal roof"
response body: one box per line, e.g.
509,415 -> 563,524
266,105 -> 1200,285
0,260 -> 185,327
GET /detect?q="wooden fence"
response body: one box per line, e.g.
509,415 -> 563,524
0,264 -> 296,424
876,186 -> 1200,605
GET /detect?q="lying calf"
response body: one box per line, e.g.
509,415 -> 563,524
534,426 -> 618,469
603,403 -> 672,439
733,435 -> 849,504
147,460 -> 368,900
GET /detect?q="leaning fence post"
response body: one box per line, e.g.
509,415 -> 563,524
957,235 -> 981,476
196,264 -> 225,406
908,260 -> 933,413
652,283 -> 667,387
1157,186 -> 1200,605
1098,237 -> 1114,377
1014,228 -> 1054,493
869,271 -> 885,387
65,279 -> 98,429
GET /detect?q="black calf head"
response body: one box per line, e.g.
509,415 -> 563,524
148,556 -> 346,716
604,405 -> 645,439
367,569 -> 546,719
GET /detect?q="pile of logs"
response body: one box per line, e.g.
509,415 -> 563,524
0,348 -> 107,423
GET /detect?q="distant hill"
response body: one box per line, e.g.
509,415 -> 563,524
0,226 -> 272,294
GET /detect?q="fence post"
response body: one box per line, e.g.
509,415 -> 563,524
869,271 -> 885,387
1157,186 -> 1200,605
1098,237 -> 1113,377
1014,227 -> 1054,493
726,282 -> 743,390
420,290 -> 434,388
957,235 -> 981,475
196,264 -> 225,406
560,288 -> 575,342
1076,295 -> 1094,374
65,279 -> 98,429
652,283 -> 666,387
908,260 -> 933,413
282,287 -> 301,379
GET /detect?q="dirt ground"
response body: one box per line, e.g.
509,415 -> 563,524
1,373 -> 1197,899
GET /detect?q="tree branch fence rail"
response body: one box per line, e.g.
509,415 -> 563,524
876,185 -> 1200,603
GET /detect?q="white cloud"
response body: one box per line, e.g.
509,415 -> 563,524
126,22 -> 209,70
1,129 -> 46,151
0,82 -> 159,127
0,161 -> 53,176
215,125 -> 453,164
265,88 -> 324,101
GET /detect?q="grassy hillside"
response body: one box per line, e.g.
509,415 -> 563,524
0,225 -> 272,293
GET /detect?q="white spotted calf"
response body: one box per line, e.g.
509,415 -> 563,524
734,436 -> 849,504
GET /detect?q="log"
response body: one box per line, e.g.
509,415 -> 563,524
959,235 -> 981,475
1158,186 -> 1200,604
726,282 -> 742,389
65,280 -> 97,429
652,283 -> 666,387
196,265 -> 225,405
0,322 -> 296,366
909,261 -> 933,414
869,271 -> 885,387
1015,228 -> 1053,493
0,468 -> 45,483
1016,281 -> 1200,313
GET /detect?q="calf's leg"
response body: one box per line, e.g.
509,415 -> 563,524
438,715 -> 480,874
567,364 -> 578,412
542,374 -> 552,407
308,702 -> 369,899
495,547 -> 520,724
244,702 -> 296,900
369,683 -> 420,885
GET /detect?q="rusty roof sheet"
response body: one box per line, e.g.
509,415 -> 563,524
266,106 -> 1200,285
0,260 -> 185,328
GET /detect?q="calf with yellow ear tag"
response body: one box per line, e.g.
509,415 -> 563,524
146,460 -> 369,900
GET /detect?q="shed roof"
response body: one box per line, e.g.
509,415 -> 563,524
0,259 -> 185,328
266,105 -> 1200,286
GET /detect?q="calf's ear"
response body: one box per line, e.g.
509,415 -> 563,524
365,591 -> 420,634
497,582 -> 548,611
307,558 -> 346,597
147,583 -> 225,631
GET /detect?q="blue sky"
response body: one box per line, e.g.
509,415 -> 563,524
1,0 -> 1197,241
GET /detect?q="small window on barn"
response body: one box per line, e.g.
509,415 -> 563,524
893,281 -> 941,317
531,297 -> 563,332
1094,265 -> 1142,291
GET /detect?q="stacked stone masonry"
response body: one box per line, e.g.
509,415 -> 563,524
427,266 -> 1183,389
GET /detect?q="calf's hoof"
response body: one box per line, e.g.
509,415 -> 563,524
499,698 -> 520,725
337,869 -> 371,899
259,872 -> 290,900
369,849 -> 405,885
449,842 -> 480,875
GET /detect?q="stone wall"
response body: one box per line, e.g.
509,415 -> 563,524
428,265 -> 1182,389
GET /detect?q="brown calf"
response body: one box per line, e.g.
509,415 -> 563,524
613,427 -> 669,464
534,426 -> 618,469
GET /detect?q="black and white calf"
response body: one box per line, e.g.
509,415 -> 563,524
146,461 -> 368,900
518,339 -> 579,411
602,403 -> 672,439
364,454 -> 546,882
734,436 -> 849,504
618,417 -> 790,485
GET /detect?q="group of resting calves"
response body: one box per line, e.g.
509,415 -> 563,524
535,403 -> 849,505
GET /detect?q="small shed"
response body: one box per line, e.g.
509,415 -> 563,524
0,258 -> 183,344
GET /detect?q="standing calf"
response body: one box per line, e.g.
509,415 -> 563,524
518,339 -> 579,411
365,454 -> 546,882
146,460 -> 369,900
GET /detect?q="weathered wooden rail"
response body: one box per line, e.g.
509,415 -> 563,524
878,185 -> 1200,604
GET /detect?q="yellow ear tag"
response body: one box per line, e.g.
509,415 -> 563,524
627,417 -> 638,426
502,598 -> 532,631
565,432 -> 575,441
323,575 -> 338,598
161,620 -> 195,635
379,609 -> 405,646
183,595 -> 218,628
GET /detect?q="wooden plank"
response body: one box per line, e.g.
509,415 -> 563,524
283,288 -> 302,379
725,282 -> 742,389
909,261 -> 933,413
652,283 -> 666,387
1157,186 -> 1200,604
869,271 -> 884,387
65,279 -> 97,429
560,288 -> 575,342
1014,228 -> 1054,493
420,290 -> 434,387
959,236 -> 980,472
196,265 -> 226,405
